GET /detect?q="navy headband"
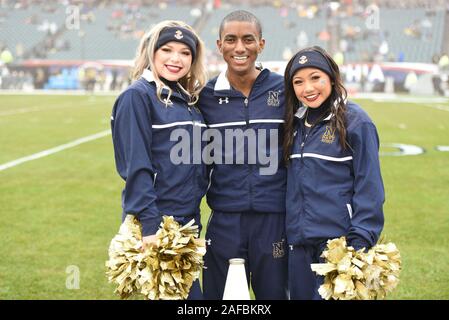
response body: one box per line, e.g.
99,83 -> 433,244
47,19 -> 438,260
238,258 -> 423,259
155,27 -> 198,61
288,50 -> 333,80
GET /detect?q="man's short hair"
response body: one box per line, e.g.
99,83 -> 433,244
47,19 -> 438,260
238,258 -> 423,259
219,10 -> 262,39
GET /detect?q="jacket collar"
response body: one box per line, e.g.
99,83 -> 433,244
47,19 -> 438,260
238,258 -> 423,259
294,98 -> 347,121
294,106 -> 333,121
213,67 -> 268,96
141,69 -> 190,102
142,68 -> 155,83
294,106 -> 307,119
214,69 -> 230,91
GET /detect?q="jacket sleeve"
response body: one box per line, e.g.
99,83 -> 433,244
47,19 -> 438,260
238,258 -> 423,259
111,88 -> 161,236
347,122 -> 385,250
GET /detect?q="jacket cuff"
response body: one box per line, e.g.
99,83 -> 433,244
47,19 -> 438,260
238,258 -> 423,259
139,215 -> 162,237
348,238 -> 371,251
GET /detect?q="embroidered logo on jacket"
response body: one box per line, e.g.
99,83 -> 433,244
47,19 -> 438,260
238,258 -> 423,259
321,125 -> 336,144
272,239 -> 285,258
267,91 -> 280,107
218,97 -> 229,104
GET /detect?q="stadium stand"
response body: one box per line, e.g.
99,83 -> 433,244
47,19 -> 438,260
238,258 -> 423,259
0,0 -> 447,92
1,0 -> 447,63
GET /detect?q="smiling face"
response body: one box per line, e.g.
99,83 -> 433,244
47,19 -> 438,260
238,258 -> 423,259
153,41 -> 192,81
292,68 -> 332,108
217,21 -> 265,76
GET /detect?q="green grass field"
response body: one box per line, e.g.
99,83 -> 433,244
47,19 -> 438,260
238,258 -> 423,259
0,93 -> 448,299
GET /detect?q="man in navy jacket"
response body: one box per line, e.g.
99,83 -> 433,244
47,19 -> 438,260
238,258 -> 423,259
198,10 -> 288,300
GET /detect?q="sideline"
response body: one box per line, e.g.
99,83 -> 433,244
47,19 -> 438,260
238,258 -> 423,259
0,89 -> 120,96
352,93 -> 449,104
423,104 -> 449,112
0,130 -> 111,172
0,99 -> 102,116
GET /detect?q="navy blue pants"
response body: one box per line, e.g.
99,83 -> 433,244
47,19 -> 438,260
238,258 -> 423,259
288,245 -> 324,300
186,280 -> 203,300
203,211 -> 288,300
175,214 -> 203,300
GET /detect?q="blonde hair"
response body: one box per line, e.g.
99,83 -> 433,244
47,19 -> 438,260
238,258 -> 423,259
132,20 -> 207,105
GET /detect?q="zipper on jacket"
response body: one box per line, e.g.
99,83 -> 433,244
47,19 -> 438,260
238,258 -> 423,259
243,96 -> 253,211
187,100 -> 200,190
244,97 -> 249,125
248,153 -> 254,211
297,122 -> 323,241
300,128 -> 310,164
300,123 -> 321,163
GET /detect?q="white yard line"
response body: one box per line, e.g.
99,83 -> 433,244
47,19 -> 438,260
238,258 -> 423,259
423,104 -> 449,112
352,93 -> 449,112
0,106 -> 50,116
0,90 -> 120,96
0,130 -> 111,172
0,100 -> 102,117
353,93 -> 449,104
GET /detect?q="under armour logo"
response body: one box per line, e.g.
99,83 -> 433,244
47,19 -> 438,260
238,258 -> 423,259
206,239 -> 212,246
218,97 -> 229,104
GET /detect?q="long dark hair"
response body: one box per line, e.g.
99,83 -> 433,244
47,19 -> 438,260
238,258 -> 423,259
283,46 -> 348,165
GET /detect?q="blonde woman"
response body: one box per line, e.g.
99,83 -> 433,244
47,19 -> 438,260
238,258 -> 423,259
111,20 -> 208,299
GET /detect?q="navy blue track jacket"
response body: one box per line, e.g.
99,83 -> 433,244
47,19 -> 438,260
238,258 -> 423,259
111,70 -> 208,236
286,101 -> 384,249
198,69 -> 287,214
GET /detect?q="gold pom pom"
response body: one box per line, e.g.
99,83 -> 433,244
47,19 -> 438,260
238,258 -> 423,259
311,236 -> 401,300
105,215 -> 206,300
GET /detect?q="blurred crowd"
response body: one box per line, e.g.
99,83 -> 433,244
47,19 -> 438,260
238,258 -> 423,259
0,0 -> 448,94
1,0 -> 448,62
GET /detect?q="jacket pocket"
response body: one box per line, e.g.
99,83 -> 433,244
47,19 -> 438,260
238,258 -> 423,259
152,172 -> 158,187
346,203 -> 353,220
337,191 -> 353,225
206,168 -> 214,192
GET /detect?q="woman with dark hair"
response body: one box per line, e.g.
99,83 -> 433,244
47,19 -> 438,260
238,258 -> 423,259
283,46 -> 385,299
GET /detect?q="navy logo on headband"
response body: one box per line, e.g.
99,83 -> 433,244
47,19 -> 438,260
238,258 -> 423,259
174,30 -> 183,40
298,55 -> 308,64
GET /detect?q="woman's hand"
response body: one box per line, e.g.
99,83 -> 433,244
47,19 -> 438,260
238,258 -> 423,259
141,234 -> 158,251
